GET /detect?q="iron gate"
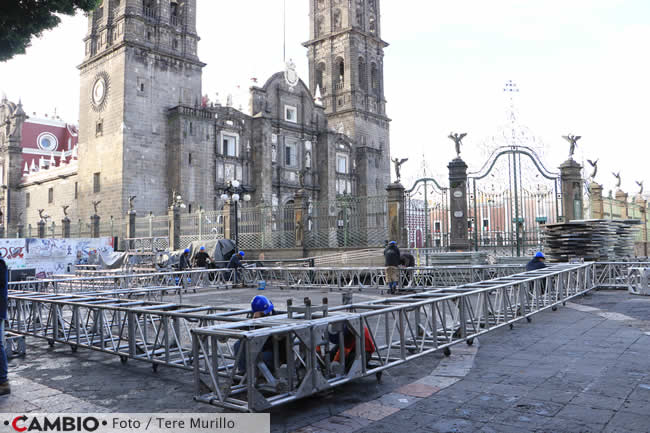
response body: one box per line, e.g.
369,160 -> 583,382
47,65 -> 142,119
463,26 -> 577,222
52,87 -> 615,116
405,178 -> 449,252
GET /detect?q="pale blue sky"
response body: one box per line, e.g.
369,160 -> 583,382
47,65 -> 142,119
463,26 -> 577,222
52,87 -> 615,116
1,0 -> 648,193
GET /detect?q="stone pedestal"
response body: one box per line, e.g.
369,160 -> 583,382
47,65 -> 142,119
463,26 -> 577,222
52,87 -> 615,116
293,189 -> 308,248
168,206 -> 181,251
560,158 -> 584,221
90,215 -> 100,238
17,224 -> 24,239
589,182 -> 604,219
448,158 -> 470,251
635,196 -> 648,256
126,211 -> 136,249
37,221 -> 46,238
62,217 -> 71,238
386,182 -> 407,247
616,190 -> 629,219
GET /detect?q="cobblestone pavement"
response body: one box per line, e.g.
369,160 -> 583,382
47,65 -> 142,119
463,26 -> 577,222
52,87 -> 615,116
1,288 -> 649,433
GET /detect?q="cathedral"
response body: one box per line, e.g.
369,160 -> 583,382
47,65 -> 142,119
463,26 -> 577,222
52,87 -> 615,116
0,0 -> 391,234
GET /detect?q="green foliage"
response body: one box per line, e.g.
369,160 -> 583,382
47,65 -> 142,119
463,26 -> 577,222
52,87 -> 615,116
0,0 -> 102,62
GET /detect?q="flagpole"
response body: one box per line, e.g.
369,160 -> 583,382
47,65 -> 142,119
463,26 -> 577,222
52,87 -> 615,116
283,0 -> 287,63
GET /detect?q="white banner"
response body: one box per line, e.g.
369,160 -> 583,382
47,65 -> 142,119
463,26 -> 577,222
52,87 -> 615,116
0,414 -> 270,433
0,238 -> 114,278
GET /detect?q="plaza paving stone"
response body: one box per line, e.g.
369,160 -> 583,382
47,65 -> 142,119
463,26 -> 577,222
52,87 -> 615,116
0,288 -> 649,433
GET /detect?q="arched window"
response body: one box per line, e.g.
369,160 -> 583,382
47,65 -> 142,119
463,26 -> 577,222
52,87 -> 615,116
370,63 -> 378,95
335,57 -> 345,88
358,57 -> 366,90
316,62 -> 326,92
316,15 -> 324,37
333,9 -> 342,31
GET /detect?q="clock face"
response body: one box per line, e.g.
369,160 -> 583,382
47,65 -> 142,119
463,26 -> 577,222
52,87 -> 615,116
90,72 -> 110,112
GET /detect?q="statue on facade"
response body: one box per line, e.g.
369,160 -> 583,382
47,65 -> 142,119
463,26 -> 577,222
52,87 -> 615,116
587,159 -> 599,180
562,134 -> 581,159
448,132 -> 467,158
636,181 -> 644,195
129,196 -> 137,212
92,200 -> 101,215
298,168 -> 308,188
61,205 -> 70,218
612,172 -> 621,189
37,209 -> 49,222
391,157 -> 408,183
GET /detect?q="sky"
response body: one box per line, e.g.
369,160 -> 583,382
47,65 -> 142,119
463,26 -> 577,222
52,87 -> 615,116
1,0 -> 649,194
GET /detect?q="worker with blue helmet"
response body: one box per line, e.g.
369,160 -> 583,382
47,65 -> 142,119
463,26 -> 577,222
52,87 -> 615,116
526,251 -> 547,271
227,251 -> 246,286
194,245 -> 211,268
251,295 -> 275,317
179,248 -> 192,271
234,295 -> 281,374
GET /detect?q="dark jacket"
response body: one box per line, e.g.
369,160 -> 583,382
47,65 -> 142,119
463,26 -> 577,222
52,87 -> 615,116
526,258 -> 547,271
194,251 -> 211,267
400,253 -> 415,267
227,254 -> 244,269
384,245 -> 401,267
0,258 -> 7,320
179,253 -> 191,270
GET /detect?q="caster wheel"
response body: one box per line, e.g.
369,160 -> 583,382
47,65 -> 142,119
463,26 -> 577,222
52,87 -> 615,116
443,347 -> 451,357
376,372 -> 383,383
562,302 -> 566,306
152,364 -> 159,373
552,306 -> 558,311
48,340 -> 55,347
509,324 -> 514,330
466,338 -> 474,346
407,347 -> 417,354
120,356 -> 128,365
70,345 -> 78,352
526,317 -> 532,323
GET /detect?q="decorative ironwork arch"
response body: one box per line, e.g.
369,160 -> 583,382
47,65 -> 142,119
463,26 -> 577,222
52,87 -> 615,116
469,145 -> 559,181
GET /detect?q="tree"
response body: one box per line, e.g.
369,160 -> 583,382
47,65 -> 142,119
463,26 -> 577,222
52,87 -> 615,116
0,0 -> 101,62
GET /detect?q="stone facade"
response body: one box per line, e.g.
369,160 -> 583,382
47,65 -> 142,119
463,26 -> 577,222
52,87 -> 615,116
0,0 -> 391,233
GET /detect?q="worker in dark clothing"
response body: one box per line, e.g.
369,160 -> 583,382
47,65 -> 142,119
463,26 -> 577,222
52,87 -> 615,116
179,248 -> 192,270
400,252 -> 416,288
227,251 -> 245,285
194,246 -> 211,268
384,241 -> 401,294
526,252 -> 547,271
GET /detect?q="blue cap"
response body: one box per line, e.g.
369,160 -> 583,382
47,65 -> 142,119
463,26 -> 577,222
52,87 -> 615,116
251,295 -> 274,315
535,251 -> 545,259
184,248 -> 190,254
239,251 -> 245,257
200,246 -> 205,251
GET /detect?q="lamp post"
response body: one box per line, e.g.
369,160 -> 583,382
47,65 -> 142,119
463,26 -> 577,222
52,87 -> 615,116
220,180 -> 251,251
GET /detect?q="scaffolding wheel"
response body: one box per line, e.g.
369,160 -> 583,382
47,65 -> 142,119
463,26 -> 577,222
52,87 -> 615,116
443,347 -> 451,357
48,339 -> 55,347
509,324 -> 514,330
375,372 -> 383,383
70,344 -> 78,353
526,317 -> 532,323
552,306 -> 558,311
152,363 -> 159,373
466,338 -> 474,346
562,302 -> 566,306
120,356 -> 128,365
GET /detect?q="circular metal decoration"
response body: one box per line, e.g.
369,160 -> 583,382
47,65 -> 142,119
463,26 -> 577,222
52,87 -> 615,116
284,59 -> 299,89
91,71 -> 110,112
37,132 -> 58,152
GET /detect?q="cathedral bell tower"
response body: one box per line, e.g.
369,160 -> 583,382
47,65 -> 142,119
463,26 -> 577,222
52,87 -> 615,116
78,0 -> 204,218
305,0 -> 391,196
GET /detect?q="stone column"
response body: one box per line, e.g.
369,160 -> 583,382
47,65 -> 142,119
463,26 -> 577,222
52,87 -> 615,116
448,157 -> 470,251
223,201 -> 232,241
386,183 -> 407,248
37,220 -> 46,238
635,195 -> 648,257
126,210 -> 136,249
560,158 -> 584,221
62,217 -> 71,238
16,223 -> 24,239
293,189 -> 308,248
168,205 -> 181,251
615,190 -> 629,219
589,182 -> 604,219
90,214 -> 100,238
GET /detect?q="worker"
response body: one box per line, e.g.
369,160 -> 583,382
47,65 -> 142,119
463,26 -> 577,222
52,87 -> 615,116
179,248 -> 192,271
194,246 -> 211,268
526,251 -> 547,271
227,251 -> 246,285
328,323 -> 376,373
400,251 -> 416,288
234,296 -> 283,374
384,241 -> 401,294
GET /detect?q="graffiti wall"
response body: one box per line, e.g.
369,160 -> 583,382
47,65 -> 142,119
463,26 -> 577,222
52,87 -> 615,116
0,238 -> 114,278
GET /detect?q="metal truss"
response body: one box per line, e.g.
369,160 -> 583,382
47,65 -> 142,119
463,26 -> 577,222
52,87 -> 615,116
626,267 -> 650,296
9,265 -> 525,295
6,292 -> 252,372
191,263 -> 593,412
593,261 -> 650,289
4,332 -> 26,360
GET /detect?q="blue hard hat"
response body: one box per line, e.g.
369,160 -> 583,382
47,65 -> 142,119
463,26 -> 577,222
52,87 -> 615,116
200,246 -> 205,251
251,295 -> 273,315
239,251 -> 245,257
535,252 -> 545,259
184,248 -> 190,254
389,241 -> 396,245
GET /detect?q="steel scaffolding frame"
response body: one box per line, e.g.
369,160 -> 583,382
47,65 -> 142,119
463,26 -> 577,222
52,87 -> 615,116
593,261 -> 650,288
191,263 -> 592,412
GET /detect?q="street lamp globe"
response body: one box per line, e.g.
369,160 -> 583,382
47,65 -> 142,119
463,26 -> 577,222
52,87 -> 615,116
231,180 -> 241,188
176,195 -> 182,201
232,193 -> 240,202
243,194 -> 251,202
220,193 -> 229,201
